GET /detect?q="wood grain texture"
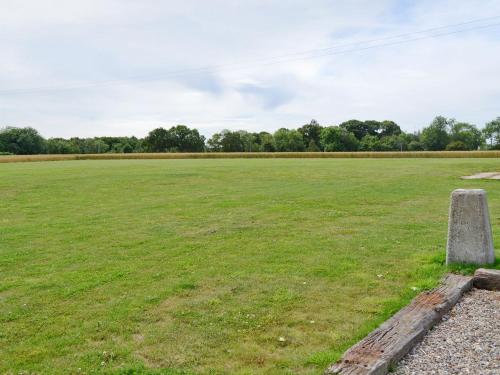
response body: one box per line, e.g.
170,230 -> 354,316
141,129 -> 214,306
325,274 -> 473,375
474,268 -> 500,291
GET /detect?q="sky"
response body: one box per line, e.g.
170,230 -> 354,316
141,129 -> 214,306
1,0 -> 500,138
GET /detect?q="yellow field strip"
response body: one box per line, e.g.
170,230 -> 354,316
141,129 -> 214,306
1,151 -> 500,163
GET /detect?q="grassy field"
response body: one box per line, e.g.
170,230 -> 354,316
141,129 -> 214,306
1,159 -> 499,374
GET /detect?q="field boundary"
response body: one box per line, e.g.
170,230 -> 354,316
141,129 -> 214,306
1,151 -> 500,163
325,274 -> 473,375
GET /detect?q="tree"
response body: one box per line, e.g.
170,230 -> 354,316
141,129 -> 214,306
168,125 -> 205,152
339,120 -> 378,140
110,141 -> 133,153
449,122 -> 482,150
238,131 -> 257,152
298,119 -> 323,151
47,138 -> 80,154
359,135 -> 382,151
259,132 -> 276,152
207,130 -> 244,152
306,139 -> 320,151
220,130 -> 244,152
408,140 -> 425,151
80,138 -> 110,153
359,134 -> 406,151
144,127 -> 170,152
92,139 -> 110,153
379,120 -> 402,137
379,135 -> 407,151
421,116 -> 452,151
207,132 -> 222,152
483,117 -> 500,149
320,126 -> 359,151
98,136 -> 141,153
402,132 -> 424,151
0,127 -> 46,155
144,126 -> 205,152
273,128 -> 288,151
273,128 -> 305,152
446,141 -> 468,151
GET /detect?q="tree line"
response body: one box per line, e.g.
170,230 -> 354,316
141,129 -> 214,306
1,116 -> 499,155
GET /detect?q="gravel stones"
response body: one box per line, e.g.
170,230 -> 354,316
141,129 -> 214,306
395,288 -> 499,375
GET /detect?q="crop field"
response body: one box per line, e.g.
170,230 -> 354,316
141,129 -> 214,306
1,158 -> 499,374
1,150 -> 500,164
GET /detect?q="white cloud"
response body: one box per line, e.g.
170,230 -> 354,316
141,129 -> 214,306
0,0 -> 499,137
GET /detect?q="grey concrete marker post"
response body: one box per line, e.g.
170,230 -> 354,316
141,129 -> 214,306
446,189 -> 495,265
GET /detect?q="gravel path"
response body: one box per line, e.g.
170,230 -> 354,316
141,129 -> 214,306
395,288 -> 499,375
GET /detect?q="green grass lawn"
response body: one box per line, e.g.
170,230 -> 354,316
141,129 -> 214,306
1,159 -> 499,374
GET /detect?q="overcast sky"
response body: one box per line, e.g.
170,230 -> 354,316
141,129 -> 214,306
1,0 -> 500,138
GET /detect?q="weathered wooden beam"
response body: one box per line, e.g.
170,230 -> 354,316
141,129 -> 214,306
473,268 -> 500,291
325,274 -> 473,375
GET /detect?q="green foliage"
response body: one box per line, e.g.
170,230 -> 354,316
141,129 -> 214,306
449,122 -> 482,150
359,135 -> 405,151
298,119 -> 323,151
398,132 -> 420,151
356,121 -> 406,152
273,128 -> 305,152
407,141 -> 425,151
206,132 -> 222,151
339,119 -> 377,140
0,115 -> 497,155
0,127 -> 46,155
445,140 -> 468,151
307,139 -> 321,151
380,135 -> 406,151
47,138 -> 80,154
207,129 -> 244,152
170,125 -> 205,152
68,137 -> 113,154
379,120 -> 402,137
258,132 -> 276,152
359,134 -> 381,151
421,116 -> 452,151
220,130 -> 244,152
338,120 -> 403,149
238,130 -> 257,152
100,136 -> 143,153
320,126 -> 359,151
144,125 -> 205,152
483,117 -> 500,149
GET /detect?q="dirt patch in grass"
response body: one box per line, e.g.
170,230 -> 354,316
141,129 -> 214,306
461,172 -> 500,179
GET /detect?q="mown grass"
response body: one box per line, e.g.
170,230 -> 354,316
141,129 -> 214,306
1,150 -> 500,164
0,159 -> 498,374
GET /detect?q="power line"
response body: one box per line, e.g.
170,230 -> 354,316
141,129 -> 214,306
1,16 -> 499,95
253,15 -> 500,59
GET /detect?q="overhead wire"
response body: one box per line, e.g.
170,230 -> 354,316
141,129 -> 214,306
1,16 -> 499,95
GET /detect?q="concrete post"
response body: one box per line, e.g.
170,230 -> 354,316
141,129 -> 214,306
446,189 -> 495,265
